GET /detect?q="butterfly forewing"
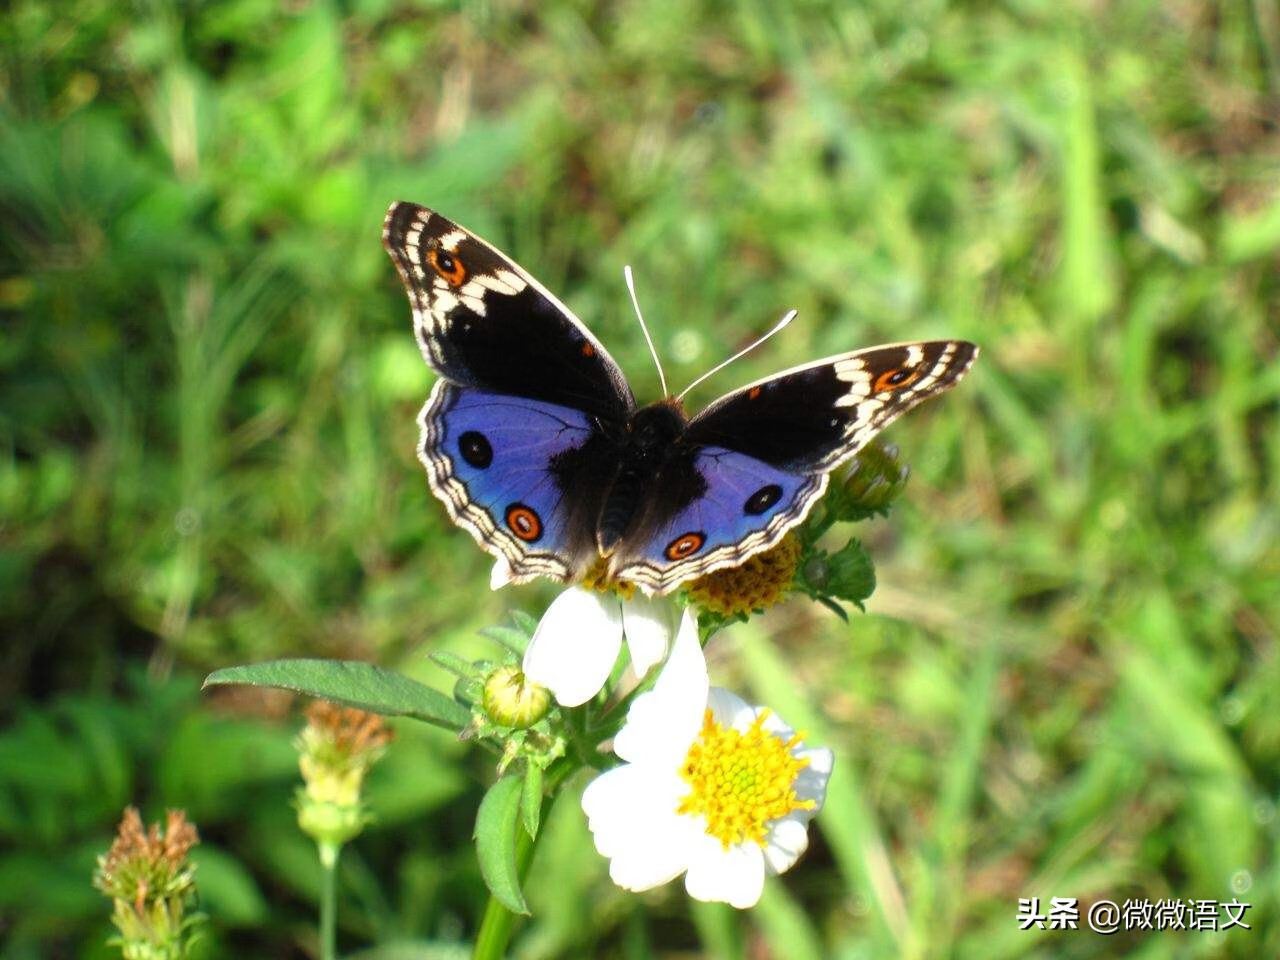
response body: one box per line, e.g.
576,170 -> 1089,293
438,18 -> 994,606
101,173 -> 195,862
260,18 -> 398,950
383,202 -> 634,421
686,340 -> 978,470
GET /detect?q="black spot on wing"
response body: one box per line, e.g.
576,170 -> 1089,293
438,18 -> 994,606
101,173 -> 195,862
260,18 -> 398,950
458,430 -> 492,468
744,483 -> 783,515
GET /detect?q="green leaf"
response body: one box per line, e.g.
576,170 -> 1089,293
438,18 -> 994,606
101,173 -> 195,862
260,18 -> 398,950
473,775 -> 529,915
520,763 -> 543,839
203,659 -> 469,730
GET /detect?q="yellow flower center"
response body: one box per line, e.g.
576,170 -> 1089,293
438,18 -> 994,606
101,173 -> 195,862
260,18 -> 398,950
677,708 -> 814,849
685,533 -> 800,617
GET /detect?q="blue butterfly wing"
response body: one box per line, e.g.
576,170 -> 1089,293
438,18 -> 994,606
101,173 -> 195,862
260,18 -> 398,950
387,202 -> 979,594
612,447 -> 821,590
419,383 -> 608,584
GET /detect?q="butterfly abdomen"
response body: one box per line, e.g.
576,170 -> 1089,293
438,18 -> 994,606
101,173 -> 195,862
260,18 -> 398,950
596,401 -> 693,556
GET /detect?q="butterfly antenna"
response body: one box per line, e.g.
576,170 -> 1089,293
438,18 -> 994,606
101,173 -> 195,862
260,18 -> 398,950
624,265 -> 669,397
676,309 -> 798,401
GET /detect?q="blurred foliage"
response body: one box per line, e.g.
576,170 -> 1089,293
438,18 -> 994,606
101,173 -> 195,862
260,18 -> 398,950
2,0 -> 1278,957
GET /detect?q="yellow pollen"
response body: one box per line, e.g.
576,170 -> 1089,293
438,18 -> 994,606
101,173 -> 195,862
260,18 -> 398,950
581,557 -> 636,600
677,708 -> 814,850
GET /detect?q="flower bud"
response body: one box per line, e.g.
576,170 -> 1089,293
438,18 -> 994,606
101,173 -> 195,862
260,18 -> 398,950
295,702 -> 393,849
840,440 -> 909,514
482,666 -> 551,729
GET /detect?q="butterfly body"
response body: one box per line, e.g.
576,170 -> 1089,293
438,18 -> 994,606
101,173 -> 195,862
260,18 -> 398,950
587,399 -> 691,553
385,202 -> 978,595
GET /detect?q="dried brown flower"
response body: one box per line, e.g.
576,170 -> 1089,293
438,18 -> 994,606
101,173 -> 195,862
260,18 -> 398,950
93,807 -> 202,959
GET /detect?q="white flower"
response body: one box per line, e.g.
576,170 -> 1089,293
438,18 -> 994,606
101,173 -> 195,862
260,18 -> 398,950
581,614 -> 833,909
522,587 -> 678,707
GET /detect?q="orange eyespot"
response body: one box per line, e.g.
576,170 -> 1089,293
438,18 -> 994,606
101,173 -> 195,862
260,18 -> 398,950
582,342 -> 595,357
505,503 -> 543,542
665,531 -> 706,561
873,366 -> 922,393
428,246 -> 467,287
748,386 -> 762,400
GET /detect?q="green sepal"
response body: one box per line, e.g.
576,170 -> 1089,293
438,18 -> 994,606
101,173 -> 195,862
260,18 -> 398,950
824,539 -> 876,607
429,651 -> 480,679
797,539 -> 876,613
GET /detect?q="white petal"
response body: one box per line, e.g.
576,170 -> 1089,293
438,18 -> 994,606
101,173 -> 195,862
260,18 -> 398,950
522,588 -> 622,706
620,593 -> 677,678
581,765 -> 675,850
684,835 -> 766,909
608,810 -> 700,891
613,610 -> 708,766
706,688 -> 754,730
706,691 -> 798,741
489,557 -> 514,590
792,747 -> 834,815
763,816 -> 810,875
581,766 -> 696,891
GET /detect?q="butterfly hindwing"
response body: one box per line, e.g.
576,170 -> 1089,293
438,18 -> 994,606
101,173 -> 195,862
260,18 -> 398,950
612,447 -> 820,590
614,340 -> 978,592
384,202 -> 635,421
419,382 -> 608,584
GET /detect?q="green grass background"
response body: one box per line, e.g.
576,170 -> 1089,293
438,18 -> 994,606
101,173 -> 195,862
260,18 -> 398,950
2,0 -> 1278,957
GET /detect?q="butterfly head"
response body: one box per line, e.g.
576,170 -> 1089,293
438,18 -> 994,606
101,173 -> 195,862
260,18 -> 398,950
627,399 -> 689,457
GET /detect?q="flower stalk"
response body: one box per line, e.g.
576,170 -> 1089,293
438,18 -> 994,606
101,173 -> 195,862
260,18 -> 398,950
319,840 -> 339,960
295,701 -> 393,960
471,820 -> 537,960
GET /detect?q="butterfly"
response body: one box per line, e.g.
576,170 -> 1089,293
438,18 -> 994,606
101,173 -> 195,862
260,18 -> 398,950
383,202 -> 977,595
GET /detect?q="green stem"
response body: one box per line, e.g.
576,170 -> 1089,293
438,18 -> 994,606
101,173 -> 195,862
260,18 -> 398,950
318,840 -> 340,960
471,820 -> 536,960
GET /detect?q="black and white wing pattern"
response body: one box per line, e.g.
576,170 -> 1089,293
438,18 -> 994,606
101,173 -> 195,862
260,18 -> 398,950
382,202 -> 634,420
